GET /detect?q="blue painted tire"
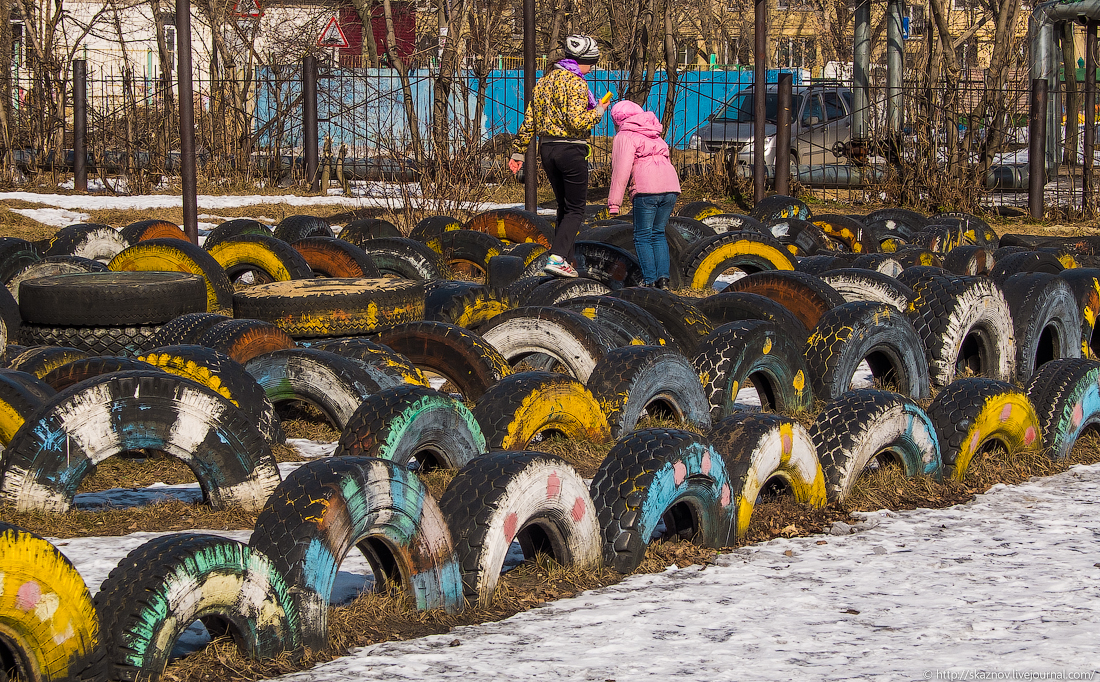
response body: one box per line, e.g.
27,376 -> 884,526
590,429 -> 735,573
1026,358 -> 1100,459
808,389 -> 942,503
249,457 -> 463,651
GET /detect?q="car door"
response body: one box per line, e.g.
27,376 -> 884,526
797,93 -> 829,166
821,92 -> 851,162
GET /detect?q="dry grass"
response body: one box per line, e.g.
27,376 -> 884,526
528,434 -> 612,479
0,500 -> 258,538
417,468 -> 457,500
76,452 -> 197,493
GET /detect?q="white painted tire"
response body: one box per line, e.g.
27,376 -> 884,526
479,306 -> 616,382
439,451 -> 601,606
46,224 -> 129,263
7,256 -> 107,302
820,268 -> 914,312
709,412 -> 826,539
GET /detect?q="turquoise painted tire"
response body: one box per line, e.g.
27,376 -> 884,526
249,457 -> 463,651
1026,358 -> 1100,459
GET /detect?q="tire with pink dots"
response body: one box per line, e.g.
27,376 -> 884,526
590,429 -> 736,574
1026,358 -> 1100,460
438,451 -> 601,606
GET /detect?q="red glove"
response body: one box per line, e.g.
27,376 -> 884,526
508,158 -> 523,175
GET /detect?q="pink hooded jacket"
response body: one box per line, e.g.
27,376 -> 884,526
607,100 -> 681,214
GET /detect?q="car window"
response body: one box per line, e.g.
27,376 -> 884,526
717,92 -> 804,123
801,95 -> 824,127
841,92 -> 852,112
822,93 -> 846,121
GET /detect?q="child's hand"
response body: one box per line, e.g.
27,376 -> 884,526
608,206 -> 619,216
508,158 -> 523,175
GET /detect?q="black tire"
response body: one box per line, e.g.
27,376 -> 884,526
408,215 -> 462,242
197,318 -> 297,364
20,324 -> 161,357
427,229 -> 505,273
291,236 -> 381,278
478,306 -> 615,382
591,428 -> 735,572
439,451 -> 601,604
847,253 -> 904,276
39,356 -> 159,392
797,254 -> 848,275
0,370 -> 53,444
0,237 -> 42,284
865,208 -> 929,243
693,319 -> 813,418
249,457 -> 463,650
272,214 -> 334,242
19,272 -> 207,326
422,281 -> 519,330
147,312 -> 231,348
927,377 -> 1042,480
766,218 -> 831,256
708,412 -> 826,539
577,223 -> 689,289
523,277 -> 611,306
0,522 -> 104,682
571,241 -> 646,289
702,212 -> 767,234
44,223 -> 128,263
554,294 -> 672,348
94,533 -> 299,682
243,347 -> 385,429
904,274 -> 1015,386
373,321 -> 512,400
932,211 -> 997,246
999,272 -> 1081,384
723,270 -> 845,332
466,209 -> 555,247
1026,358 -> 1100,459
1057,268 -> 1100,359
989,251 -> 1064,284
6,346 -> 90,379
608,287 -> 714,356
682,230 -> 795,291
232,278 -> 425,338
358,236 -> 452,280
587,345 -> 711,437
697,290 -> 810,343
665,216 -> 717,244
892,246 -> 943,269
119,219 -> 188,244
140,344 -> 284,443
472,371 -> 610,449
0,280 -> 19,347
809,389 -> 943,502
338,218 -> 402,245
207,233 -> 314,283
486,254 -> 527,290
812,214 -> 874,253
108,238 -> 235,313
7,255 -> 108,303
0,370 -> 280,512
676,200 -> 724,221
504,275 -> 554,304
942,244 -> 996,276
819,268 -> 915,312
805,301 -> 931,401
308,336 -> 428,387
201,218 -> 271,251
334,384 -> 486,469
750,194 -> 811,222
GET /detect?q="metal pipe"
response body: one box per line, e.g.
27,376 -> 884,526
176,0 -> 198,244
523,0 -> 536,211
1030,78 -> 1049,220
852,0 -> 871,143
753,0 -> 767,202
775,72 -> 792,196
1086,21 -> 1097,213
73,59 -> 86,193
886,0 -> 903,135
303,56 -> 318,193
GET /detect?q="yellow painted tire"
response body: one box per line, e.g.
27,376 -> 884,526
0,522 -> 102,681
683,232 -> 796,290
0,370 -> 54,445
465,209 -> 554,247
6,346 -> 90,379
927,378 -> 1043,481
676,200 -> 723,222
471,371 -> 611,450
108,238 -> 234,313
231,278 -> 425,338
709,412 -> 827,539
206,234 -> 313,283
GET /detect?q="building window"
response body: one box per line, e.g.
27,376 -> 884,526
775,37 -> 816,68
955,38 -> 978,69
908,5 -> 925,36
776,0 -> 813,9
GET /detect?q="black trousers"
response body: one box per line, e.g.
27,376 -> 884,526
540,142 -> 588,262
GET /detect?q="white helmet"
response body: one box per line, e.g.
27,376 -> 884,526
563,35 -> 600,63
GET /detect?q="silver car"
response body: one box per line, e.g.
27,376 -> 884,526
687,83 -> 853,166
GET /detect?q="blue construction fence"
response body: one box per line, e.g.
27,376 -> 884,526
253,67 -> 805,153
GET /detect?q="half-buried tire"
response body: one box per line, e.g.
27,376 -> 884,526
373,321 -> 511,400
1026,358 -> 1100,460
472,371 -> 611,450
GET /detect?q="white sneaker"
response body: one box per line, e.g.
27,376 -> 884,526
543,255 -> 579,278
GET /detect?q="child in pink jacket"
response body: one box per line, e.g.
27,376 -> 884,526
607,100 -> 682,289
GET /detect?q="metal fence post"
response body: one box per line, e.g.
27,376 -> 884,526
523,0 -> 536,212
176,0 -> 198,243
775,72 -> 792,196
753,0 -> 767,203
73,59 -> 87,193
1085,22 -> 1097,215
303,56 -> 318,193
1030,78 -> 1048,221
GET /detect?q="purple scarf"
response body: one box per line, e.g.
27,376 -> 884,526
555,59 -> 597,109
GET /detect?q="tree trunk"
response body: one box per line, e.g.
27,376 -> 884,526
1063,22 -> 1080,166
660,0 -> 678,132
383,0 -> 423,161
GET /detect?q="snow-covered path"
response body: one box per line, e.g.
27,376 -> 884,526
266,464 -> 1100,681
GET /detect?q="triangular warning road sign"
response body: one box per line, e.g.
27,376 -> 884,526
231,0 -> 262,17
317,16 -> 349,48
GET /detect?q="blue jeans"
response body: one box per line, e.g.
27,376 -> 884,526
632,192 -> 678,284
